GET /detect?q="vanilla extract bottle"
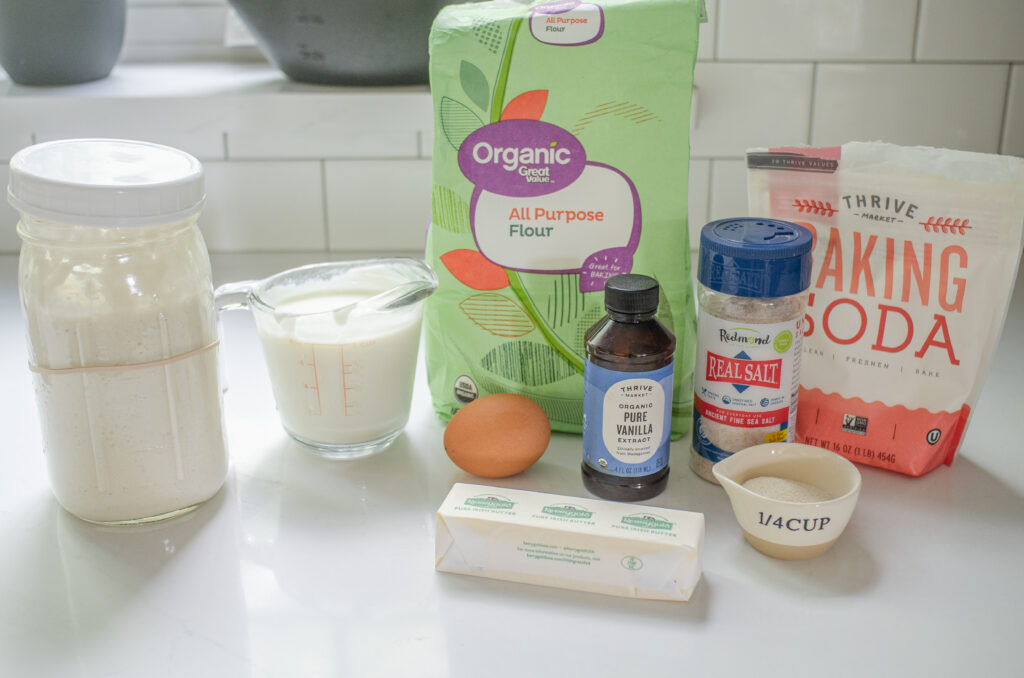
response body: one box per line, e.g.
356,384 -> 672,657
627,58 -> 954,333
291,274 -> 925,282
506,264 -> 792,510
582,274 -> 675,501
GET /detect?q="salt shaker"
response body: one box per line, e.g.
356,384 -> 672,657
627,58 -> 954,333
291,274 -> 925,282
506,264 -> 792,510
690,218 -> 813,483
10,139 -> 228,524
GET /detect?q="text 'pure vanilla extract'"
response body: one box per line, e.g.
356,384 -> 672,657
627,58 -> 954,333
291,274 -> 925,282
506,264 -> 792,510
582,274 -> 675,501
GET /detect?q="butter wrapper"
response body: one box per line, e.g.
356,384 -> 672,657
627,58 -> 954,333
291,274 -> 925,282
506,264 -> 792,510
435,483 -> 704,601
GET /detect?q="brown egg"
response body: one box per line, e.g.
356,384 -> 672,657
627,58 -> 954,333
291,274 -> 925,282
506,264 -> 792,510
444,393 -> 551,478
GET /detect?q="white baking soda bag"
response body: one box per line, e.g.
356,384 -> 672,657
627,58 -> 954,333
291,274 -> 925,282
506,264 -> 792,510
747,142 -> 1024,476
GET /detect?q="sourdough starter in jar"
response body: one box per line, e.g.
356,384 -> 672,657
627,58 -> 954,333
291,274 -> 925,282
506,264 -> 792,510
10,139 -> 228,524
690,218 -> 813,483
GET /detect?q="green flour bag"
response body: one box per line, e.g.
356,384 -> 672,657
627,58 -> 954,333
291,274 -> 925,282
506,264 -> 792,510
425,0 -> 704,434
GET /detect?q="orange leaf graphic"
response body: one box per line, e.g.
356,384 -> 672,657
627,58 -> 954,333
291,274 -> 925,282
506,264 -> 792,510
440,249 -> 509,290
459,293 -> 535,338
500,90 -> 549,121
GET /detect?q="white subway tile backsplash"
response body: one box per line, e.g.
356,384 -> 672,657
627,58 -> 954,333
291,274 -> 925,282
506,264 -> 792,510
219,93 -> 434,135
125,6 -> 229,46
229,131 -> 418,160
419,129 -> 432,159
118,2 -> 266,63
688,160 -> 710,250
708,159 -> 749,222
2,93 -> 227,162
35,131 -> 224,161
697,0 -> 716,61
218,94 -> 434,159
691,63 -> 813,158
812,64 -> 1008,153
202,161 -> 326,251
717,0 -> 916,61
120,44 -> 263,63
7,0 -> 1024,262
916,0 -> 1024,62
0,134 -> 33,162
324,160 -> 431,252
127,0 -> 224,6
1004,66 -> 1024,157
0,166 -> 20,253
223,7 -> 257,47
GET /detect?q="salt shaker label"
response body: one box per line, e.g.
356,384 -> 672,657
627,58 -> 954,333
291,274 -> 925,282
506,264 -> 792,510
584,361 -> 673,477
693,310 -> 803,463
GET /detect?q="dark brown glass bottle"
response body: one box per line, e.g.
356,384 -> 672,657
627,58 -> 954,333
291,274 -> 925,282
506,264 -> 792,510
582,274 -> 676,501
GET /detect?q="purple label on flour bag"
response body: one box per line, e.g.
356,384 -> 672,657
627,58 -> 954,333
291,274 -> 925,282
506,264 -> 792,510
580,247 -> 633,292
530,1 -> 605,46
461,121 -> 642,285
533,0 -> 581,12
458,120 -> 586,198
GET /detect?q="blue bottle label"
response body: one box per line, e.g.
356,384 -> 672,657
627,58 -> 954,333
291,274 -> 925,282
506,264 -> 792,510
583,361 -> 674,477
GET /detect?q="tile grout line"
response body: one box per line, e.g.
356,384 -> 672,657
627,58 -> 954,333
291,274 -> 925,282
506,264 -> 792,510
998,65 -> 1013,155
702,59 -> 1021,66
807,62 -> 819,145
704,159 -> 714,224
320,159 -> 331,251
206,248 -> 426,256
711,0 -> 721,61
911,0 -> 922,62
201,155 -> 422,163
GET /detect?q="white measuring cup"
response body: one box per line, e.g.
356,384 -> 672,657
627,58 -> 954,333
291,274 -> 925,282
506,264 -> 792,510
216,258 -> 438,459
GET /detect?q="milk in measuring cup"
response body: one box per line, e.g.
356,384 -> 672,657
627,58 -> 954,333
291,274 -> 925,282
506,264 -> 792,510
255,290 -> 423,447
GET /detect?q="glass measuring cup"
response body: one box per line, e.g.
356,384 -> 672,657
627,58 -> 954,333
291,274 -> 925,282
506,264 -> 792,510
216,259 -> 437,459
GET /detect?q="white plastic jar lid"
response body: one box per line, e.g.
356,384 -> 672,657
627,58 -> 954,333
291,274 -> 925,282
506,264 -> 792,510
7,138 -> 205,228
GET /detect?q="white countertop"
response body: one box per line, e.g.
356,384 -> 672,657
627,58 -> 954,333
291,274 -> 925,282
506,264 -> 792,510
1,252 -> 1022,677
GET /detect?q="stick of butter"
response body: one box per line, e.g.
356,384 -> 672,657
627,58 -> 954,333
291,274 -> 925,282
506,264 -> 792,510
435,483 -> 704,601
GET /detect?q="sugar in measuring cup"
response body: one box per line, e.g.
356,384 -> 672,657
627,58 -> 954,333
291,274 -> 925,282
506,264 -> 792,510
216,259 -> 437,458
713,442 -> 861,560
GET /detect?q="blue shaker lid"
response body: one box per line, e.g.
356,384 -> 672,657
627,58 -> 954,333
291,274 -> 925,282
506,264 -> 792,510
698,218 -> 813,298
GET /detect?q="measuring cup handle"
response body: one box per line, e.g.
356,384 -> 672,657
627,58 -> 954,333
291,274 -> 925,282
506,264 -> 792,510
214,280 -> 257,312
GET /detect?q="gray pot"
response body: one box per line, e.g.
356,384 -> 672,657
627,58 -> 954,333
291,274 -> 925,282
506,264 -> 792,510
0,0 -> 126,86
228,0 -> 455,86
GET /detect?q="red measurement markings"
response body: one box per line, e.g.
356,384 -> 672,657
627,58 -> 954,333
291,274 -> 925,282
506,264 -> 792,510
295,338 -> 322,417
340,344 -> 356,416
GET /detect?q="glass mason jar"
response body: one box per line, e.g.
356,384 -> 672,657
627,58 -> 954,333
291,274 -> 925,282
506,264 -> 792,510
9,139 -> 228,524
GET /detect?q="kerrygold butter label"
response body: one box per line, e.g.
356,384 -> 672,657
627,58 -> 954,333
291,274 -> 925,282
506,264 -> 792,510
620,513 -> 674,531
435,483 -> 704,601
464,494 -> 516,510
541,504 -> 593,520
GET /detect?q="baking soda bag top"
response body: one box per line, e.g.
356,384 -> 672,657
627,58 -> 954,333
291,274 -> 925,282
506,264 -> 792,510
747,142 -> 1024,476
424,0 -> 705,434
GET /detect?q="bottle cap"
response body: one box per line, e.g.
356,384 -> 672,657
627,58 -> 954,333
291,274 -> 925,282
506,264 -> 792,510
8,138 -> 205,228
698,218 -> 813,298
604,274 -> 659,315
